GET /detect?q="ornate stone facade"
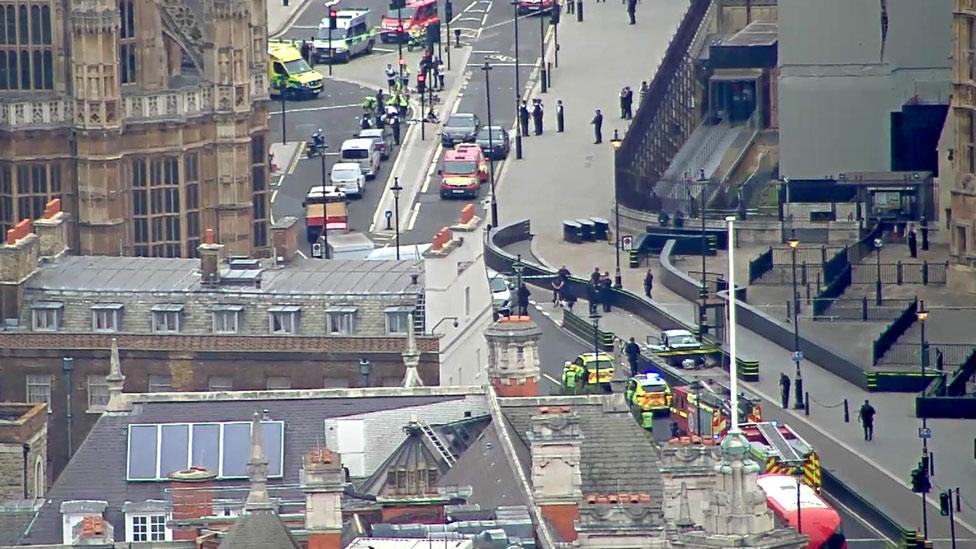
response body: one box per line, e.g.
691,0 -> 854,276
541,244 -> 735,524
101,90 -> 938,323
0,0 -> 270,258
948,0 -> 976,292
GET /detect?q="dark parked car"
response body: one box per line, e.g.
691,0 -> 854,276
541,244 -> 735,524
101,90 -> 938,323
475,126 -> 511,160
440,113 -> 480,147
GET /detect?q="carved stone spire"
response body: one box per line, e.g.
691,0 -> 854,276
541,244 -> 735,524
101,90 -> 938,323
105,338 -> 127,412
244,411 -> 272,512
401,313 -> 424,387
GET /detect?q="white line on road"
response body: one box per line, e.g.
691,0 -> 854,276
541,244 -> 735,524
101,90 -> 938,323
290,25 -> 318,29
269,103 -> 361,115
407,203 -> 421,231
821,492 -> 893,544
543,373 -> 560,385
297,250 -> 308,259
420,147 -> 441,193
481,2 -> 492,26
271,189 -> 278,204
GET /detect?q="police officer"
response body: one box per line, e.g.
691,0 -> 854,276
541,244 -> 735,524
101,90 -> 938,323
516,283 -> 531,316
591,108 -> 603,144
625,337 -> 641,376
532,99 -> 544,135
519,100 -> 530,137
556,100 -> 565,132
627,0 -> 637,24
300,40 -> 312,64
391,114 -> 401,146
779,373 -> 791,409
858,399 -> 876,441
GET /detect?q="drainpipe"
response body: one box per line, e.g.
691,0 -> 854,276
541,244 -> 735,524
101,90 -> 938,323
22,443 -> 30,499
63,357 -> 74,458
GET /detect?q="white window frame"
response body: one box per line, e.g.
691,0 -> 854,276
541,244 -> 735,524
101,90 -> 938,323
211,307 -> 241,334
151,305 -> 183,334
384,307 -> 413,335
126,514 -> 171,542
86,374 -> 110,411
31,303 -> 62,332
91,304 -> 123,333
326,307 -> 357,335
26,374 -> 52,406
268,307 -> 300,335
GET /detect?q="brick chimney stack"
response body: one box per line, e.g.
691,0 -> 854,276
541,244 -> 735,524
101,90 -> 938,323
484,315 -> 542,397
527,406 -> 583,542
169,467 -> 217,540
0,219 -> 39,322
303,448 -> 345,549
198,229 -> 224,286
33,199 -> 69,258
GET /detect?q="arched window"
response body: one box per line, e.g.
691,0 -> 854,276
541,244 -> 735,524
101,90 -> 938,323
0,3 -> 53,91
33,454 -> 44,498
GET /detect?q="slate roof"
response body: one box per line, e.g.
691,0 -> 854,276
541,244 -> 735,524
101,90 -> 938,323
27,256 -> 424,295
18,395 -> 462,545
0,500 -> 42,545
217,511 -> 301,549
438,422 -> 530,511
498,397 -> 662,505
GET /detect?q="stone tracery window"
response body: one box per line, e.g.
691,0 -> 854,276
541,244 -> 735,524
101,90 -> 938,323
0,1 -> 53,91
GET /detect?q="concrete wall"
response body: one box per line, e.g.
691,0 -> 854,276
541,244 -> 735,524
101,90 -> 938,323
778,0 -> 952,180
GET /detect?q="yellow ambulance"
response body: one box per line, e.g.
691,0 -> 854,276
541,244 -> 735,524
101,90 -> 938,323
268,41 -> 324,99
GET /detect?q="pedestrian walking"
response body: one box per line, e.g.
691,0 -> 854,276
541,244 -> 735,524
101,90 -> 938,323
517,283 -> 531,316
532,99 -> 544,135
625,336 -> 641,376
590,266 -> 602,286
385,64 -> 397,90
556,100 -> 565,132
858,399 -> 876,441
779,373 -> 791,409
436,58 -> 446,90
591,109 -> 603,143
624,86 -> 634,119
301,40 -> 312,64
587,281 -> 599,315
619,87 -> 627,118
519,100 -> 531,137
626,0 -> 637,24
600,272 -> 612,312
375,89 -> 385,113
639,80 -> 648,102
643,269 -> 653,299
551,275 -> 565,305
391,115 -> 401,145
908,224 -> 918,258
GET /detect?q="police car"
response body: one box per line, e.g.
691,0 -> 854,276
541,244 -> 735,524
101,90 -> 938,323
625,372 -> 672,428
561,352 -> 614,391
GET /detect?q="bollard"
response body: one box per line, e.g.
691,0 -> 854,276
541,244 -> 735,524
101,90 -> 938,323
843,398 -> 849,422
804,392 -> 810,416
897,260 -> 904,285
957,487 -> 962,512
454,28 -> 461,48
540,66 -> 547,93
547,62 -> 552,87
576,0 -> 583,21
862,296 -> 868,321
922,260 -> 929,285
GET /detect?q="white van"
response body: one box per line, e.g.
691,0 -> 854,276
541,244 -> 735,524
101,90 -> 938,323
365,243 -> 432,261
313,9 -> 375,63
340,138 -> 381,180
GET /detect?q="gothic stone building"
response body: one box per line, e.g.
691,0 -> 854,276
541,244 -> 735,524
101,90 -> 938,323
0,0 -> 271,258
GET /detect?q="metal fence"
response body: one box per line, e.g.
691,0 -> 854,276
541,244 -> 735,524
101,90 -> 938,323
752,298 -> 914,323
771,245 -> 844,265
871,298 -> 918,365
850,261 -> 949,286
748,247 -> 773,284
879,342 -> 976,368
751,263 -> 823,287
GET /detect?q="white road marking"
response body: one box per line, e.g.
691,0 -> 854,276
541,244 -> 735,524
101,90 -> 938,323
481,2 -> 493,26
290,25 -> 318,29
420,148 -> 442,193
542,373 -> 560,385
406,202 -> 421,230
269,103 -> 361,115
271,189 -> 278,204
298,250 -> 308,259
821,492 -> 893,544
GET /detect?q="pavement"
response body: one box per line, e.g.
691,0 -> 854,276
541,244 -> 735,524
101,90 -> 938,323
485,0 -> 976,546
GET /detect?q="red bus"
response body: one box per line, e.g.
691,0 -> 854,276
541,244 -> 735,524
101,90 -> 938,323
756,474 -> 847,549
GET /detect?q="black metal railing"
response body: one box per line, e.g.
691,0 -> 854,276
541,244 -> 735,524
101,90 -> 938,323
879,342 -> 976,368
850,261 -> 949,286
748,247 -> 773,284
614,0 -> 713,211
812,266 -> 851,316
871,298 -> 918,366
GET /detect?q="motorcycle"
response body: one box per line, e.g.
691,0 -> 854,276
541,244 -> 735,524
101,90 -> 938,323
306,130 -> 327,158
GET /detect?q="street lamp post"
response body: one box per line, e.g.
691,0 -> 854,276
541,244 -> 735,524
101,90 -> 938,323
539,12 -> 547,93
693,380 -> 702,436
391,178 -> 403,260
63,357 -> 74,456
697,175 -> 709,336
917,301 -> 930,539
794,466 -> 804,536
280,91 -> 287,144
482,62 -> 499,227
610,130 -> 623,288
788,230 -> 802,409
874,237 -> 884,305
590,312 -> 601,390
320,152 -> 331,258
445,0 -> 453,70
512,0 -> 523,159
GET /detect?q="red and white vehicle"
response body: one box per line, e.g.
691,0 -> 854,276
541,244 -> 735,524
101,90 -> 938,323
517,0 -> 555,15
756,474 -> 847,549
380,0 -> 439,43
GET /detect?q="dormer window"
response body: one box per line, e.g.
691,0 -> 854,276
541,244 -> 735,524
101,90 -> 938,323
31,301 -> 62,332
129,514 -> 168,542
151,304 -> 183,333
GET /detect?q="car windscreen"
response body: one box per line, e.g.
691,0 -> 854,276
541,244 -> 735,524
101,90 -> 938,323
283,59 -> 313,75
671,335 -> 698,345
443,161 -> 477,174
587,360 -> 613,369
445,116 -> 474,128
640,382 -> 667,392
489,277 -> 509,292
385,6 -> 417,18
342,149 -> 369,159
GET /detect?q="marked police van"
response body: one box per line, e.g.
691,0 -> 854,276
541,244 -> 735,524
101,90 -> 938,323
314,8 -> 376,63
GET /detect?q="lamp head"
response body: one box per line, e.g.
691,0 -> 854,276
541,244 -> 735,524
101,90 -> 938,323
610,129 -> 623,150
787,230 -> 799,249
874,237 -> 883,249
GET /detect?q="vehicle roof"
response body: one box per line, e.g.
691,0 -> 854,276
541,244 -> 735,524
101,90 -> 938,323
406,0 -> 437,6
307,185 -> 346,197
331,162 -> 362,171
268,42 -> 302,61
663,329 -> 696,337
358,129 -> 385,137
341,138 -> 376,149
633,372 -> 666,383
447,113 -> 477,121
578,352 -> 613,362
444,147 -> 481,161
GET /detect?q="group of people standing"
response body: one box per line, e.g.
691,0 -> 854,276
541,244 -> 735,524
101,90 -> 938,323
518,99 -> 548,136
